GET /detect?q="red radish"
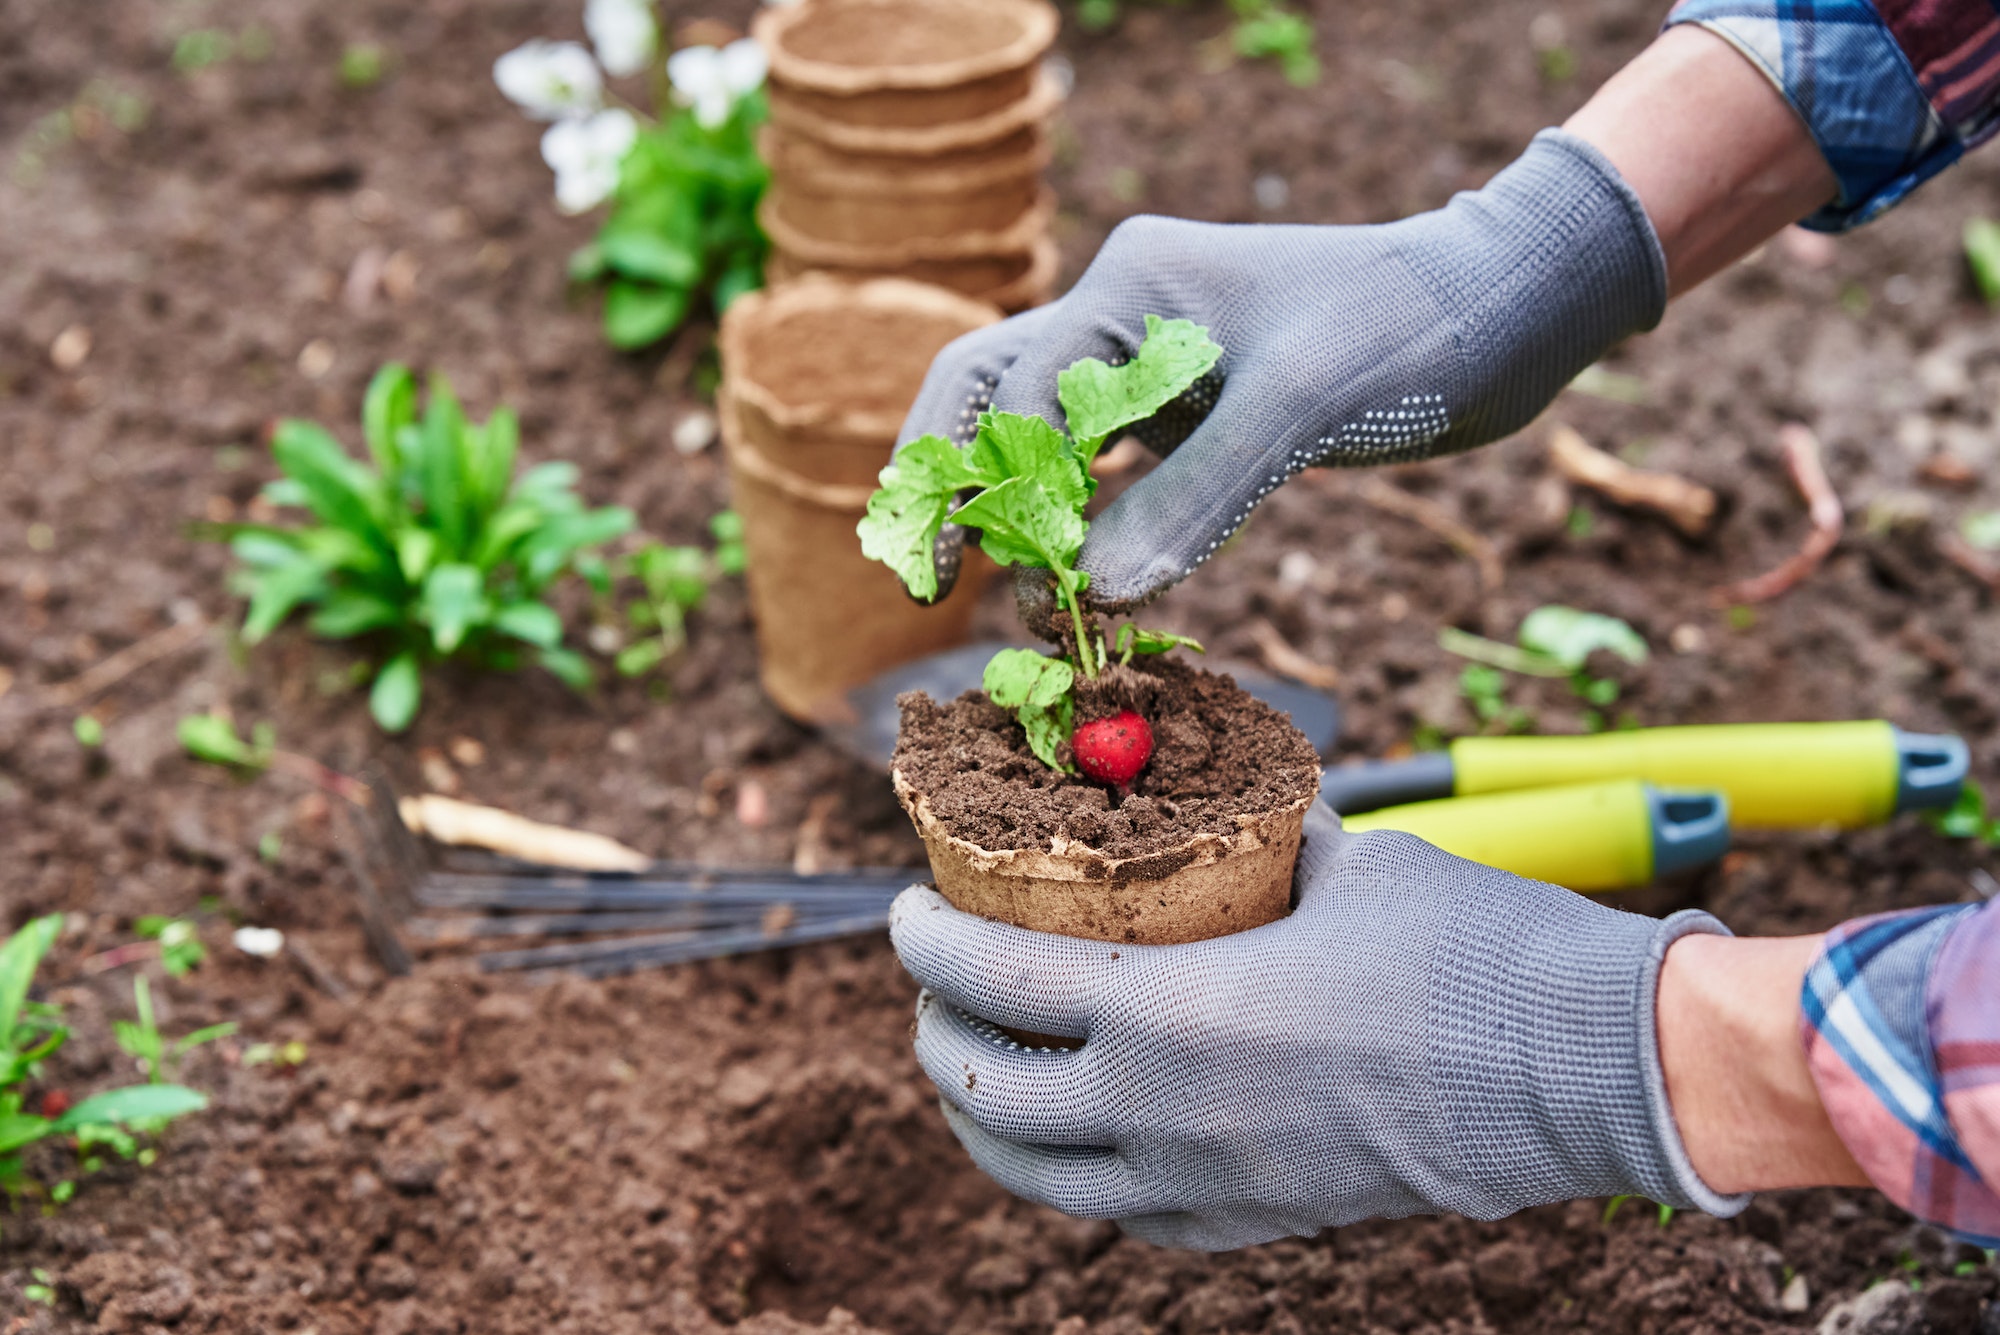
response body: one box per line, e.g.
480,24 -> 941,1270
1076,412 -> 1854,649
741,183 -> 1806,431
40,1089 -> 72,1118
1073,710 -> 1153,787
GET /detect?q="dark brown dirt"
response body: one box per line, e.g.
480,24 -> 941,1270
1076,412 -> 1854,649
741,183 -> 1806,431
892,658 -> 1321,858
5,0 -> 2000,1331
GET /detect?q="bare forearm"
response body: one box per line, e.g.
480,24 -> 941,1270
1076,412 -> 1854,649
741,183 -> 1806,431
1565,25 -> 1837,296
1657,933 -> 1868,1193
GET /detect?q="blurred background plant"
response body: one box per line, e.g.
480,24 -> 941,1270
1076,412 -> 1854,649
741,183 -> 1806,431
495,0 -> 772,349
209,365 -> 636,732
1072,0 -> 1320,86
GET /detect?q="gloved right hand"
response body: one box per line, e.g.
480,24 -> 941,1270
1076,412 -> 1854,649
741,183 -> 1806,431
896,129 -> 1666,615
889,802 -> 1745,1252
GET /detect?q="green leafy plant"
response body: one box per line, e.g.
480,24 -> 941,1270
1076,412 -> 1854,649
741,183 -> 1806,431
1,916 -> 209,1202
1458,664 -> 1533,733
861,316 -> 1217,769
214,364 -> 634,732
113,976 -> 236,1087
1966,218 -> 2000,309
1442,606 -> 1650,733
1072,0 -> 1318,85
131,919 -> 205,978
1927,780 -> 2000,846
611,513 -> 746,677
570,92 -> 768,350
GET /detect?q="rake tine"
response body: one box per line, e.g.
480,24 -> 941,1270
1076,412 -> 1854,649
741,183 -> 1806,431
414,877 -> 910,914
477,911 -> 893,977
408,896 -> 897,941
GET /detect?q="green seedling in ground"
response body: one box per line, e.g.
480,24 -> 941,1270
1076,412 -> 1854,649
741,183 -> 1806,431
242,1040 -> 309,1070
861,316 -> 1217,772
1961,510 -> 2000,550
177,713 -> 370,805
210,364 -> 635,731
1442,605 -> 1650,734
340,42 -> 389,88
1965,218 -> 2000,308
1,916 -> 210,1203
1926,780 -> 2000,847
1459,664 -> 1533,734
113,976 -> 236,1087
611,513 -> 747,679
1072,0 -> 1318,86
131,918 -> 205,978
72,715 -> 103,748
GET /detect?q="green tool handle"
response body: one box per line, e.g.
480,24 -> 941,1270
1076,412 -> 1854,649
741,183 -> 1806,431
1451,722 -> 1965,828
1340,780 -> 1729,892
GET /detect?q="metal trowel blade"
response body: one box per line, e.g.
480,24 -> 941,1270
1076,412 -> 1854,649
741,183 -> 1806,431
823,640 -> 1341,770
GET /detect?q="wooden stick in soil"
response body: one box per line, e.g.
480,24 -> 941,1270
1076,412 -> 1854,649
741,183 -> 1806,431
1547,423 -> 1716,537
40,614 -> 208,709
1354,475 -> 1505,592
1713,423 -> 1842,605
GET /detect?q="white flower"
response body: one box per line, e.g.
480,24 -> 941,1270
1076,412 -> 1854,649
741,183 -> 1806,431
233,926 -> 285,958
542,108 -> 638,213
494,39 -> 604,120
667,38 -> 767,129
585,0 -> 659,77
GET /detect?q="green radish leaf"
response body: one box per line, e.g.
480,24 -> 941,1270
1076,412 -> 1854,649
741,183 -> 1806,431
421,563 -> 488,654
982,648 -> 1075,770
1117,625 -> 1205,660
1516,605 -> 1650,670
1056,315 -> 1222,461
604,280 -> 690,350
0,915 -> 62,1050
600,231 -> 703,287
968,411 -> 1086,512
53,1085 -> 207,1132
951,476 -> 1086,576
270,420 -> 389,546
493,601 -> 563,648
370,652 -> 422,733
856,434 -> 986,601
361,363 -> 417,477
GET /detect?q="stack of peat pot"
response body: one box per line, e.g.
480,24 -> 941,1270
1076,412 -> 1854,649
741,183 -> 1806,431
718,277 -> 1001,723
751,0 -> 1062,311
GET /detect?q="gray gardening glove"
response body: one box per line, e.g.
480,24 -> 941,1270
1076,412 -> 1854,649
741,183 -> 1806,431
887,803 -> 1745,1252
898,128 -> 1665,613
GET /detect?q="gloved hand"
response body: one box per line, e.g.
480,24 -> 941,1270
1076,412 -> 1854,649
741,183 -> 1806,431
897,128 -> 1666,613
888,803 -> 1745,1251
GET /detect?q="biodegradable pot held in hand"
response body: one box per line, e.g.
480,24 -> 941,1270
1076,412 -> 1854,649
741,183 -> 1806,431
890,657 -> 1322,946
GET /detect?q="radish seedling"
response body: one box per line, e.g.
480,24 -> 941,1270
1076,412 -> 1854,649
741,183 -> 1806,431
610,513 -> 747,679
113,976 -> 237,1086
212,364 -> 635,732
860,316 -> 1214,771
0,916 -> 209,1204
131,917 -> 206,978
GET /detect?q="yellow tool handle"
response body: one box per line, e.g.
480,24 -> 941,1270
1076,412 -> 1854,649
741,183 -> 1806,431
1341,780 -> 1668,892
1451,721 -> 1902,829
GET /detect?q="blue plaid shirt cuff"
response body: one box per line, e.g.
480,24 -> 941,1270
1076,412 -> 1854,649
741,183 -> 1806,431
1667,0 -> 1955,232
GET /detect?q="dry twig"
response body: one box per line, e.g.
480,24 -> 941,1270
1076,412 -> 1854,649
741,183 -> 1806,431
1354,475 -> 1503,591
42,615 -> 208,709
1547,424 -> 1716,537
1247,618 -> 1341,691
1713,423 -> 1843,605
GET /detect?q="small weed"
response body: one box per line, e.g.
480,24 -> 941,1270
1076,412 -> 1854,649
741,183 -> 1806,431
1,916 -> 210,1204
1566,505 -> 1594,538
1927,780 -> 2000,847
24,1267 -> 55,1304
340,42 -> 389,89
1228,0 -> 1320,86
257,830 -> 284,864
242,1040 -> 309,1069
1726,604 -> 1756,631
1459,664 -> 1533,733
608,513 -> 746,679
72,715 -> 103,748
1961,510 -> 2000,550
132,917 -> 205,977
1964,218 -> 2000,308
113,976 -> 236,1086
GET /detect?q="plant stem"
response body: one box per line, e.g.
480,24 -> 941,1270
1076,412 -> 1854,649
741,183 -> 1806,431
1060,577 -> 1097,678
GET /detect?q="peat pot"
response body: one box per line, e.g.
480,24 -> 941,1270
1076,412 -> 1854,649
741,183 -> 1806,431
890,665 -> 1323,949
755,0 -> 1060,143
765,236 -> 1058,314
718,277 -> 1002,723
758,123 -> 1051,246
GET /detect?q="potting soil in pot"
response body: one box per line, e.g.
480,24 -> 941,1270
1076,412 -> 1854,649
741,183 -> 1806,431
893,656 -> 1322,861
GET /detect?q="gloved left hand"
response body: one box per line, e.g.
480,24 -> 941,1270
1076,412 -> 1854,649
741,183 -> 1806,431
888,802 -> 1744,1251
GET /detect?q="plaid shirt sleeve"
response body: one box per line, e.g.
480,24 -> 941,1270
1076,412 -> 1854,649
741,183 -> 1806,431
1801,900 -> 2000,1243
1666,0 -> 2000,231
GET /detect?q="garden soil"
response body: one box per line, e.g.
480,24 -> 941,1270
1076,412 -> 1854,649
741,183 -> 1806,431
5,0 -> 2000,1332
892,659 -> 1323,858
